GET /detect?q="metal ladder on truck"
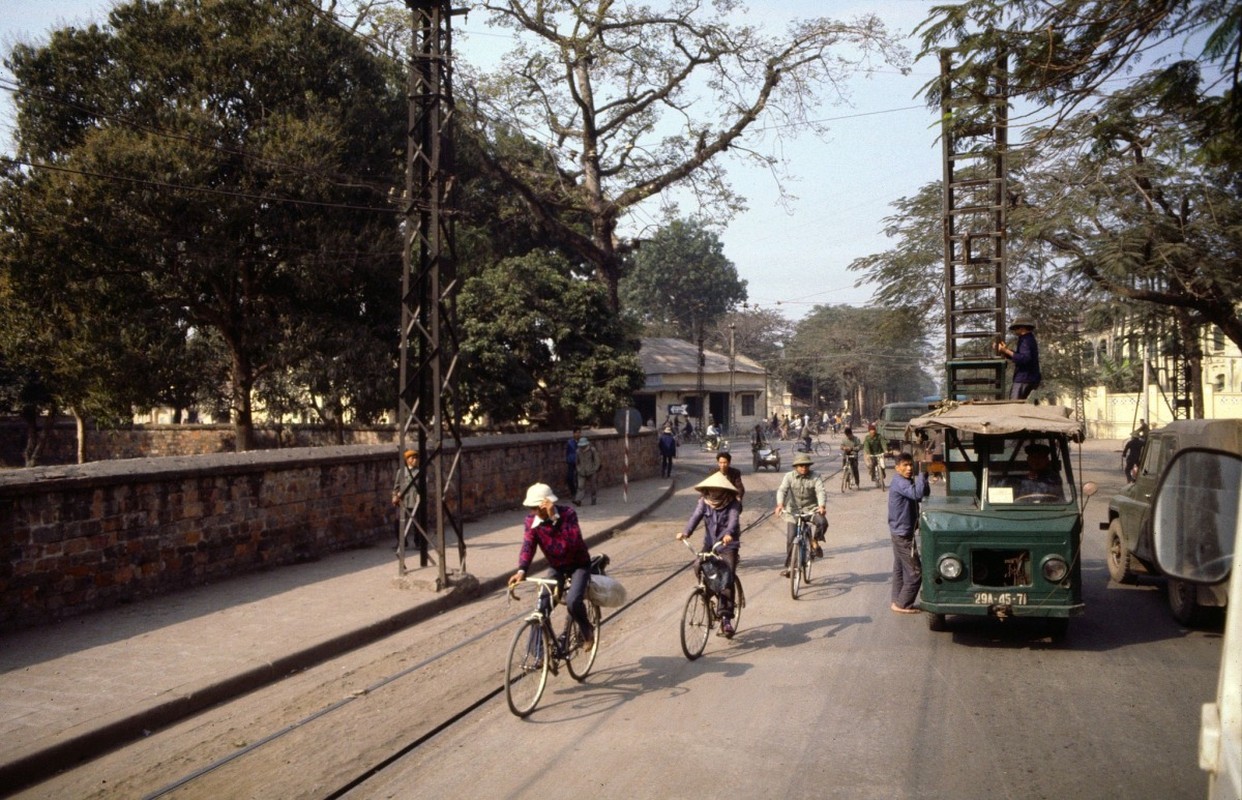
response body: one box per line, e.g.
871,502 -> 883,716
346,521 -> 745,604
939,49 -> 1009,403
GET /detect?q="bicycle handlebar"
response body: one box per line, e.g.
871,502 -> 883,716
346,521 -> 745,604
679,537 -> 725,559
507,575 -> 560,601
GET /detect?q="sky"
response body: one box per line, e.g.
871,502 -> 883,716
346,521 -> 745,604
1,0 -> 948,321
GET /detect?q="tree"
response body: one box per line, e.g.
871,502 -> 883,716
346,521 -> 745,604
917,0 -> 1240,158
3,0 -> 405,450
462,0 -> 910,310
458,251 -> 644,429
620,219 -> 747,340
782,305 -> 935,421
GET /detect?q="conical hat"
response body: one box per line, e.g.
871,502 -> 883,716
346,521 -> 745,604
694,472 -> 739,494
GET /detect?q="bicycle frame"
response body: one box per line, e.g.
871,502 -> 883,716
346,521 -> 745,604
505,573 -> 600,716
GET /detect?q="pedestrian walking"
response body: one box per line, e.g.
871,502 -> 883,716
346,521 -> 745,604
574,436 -> 602,505
888,452 -> 930,614
1122,433 -> 1145,483
658,425 -> 678,478
565,427 -> 581,499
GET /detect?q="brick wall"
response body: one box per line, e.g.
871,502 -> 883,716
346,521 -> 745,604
0,430 -> 657,632
0,419 -> 400,467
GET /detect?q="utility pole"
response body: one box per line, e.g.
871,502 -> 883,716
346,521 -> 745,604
397,0 -> 467,590
728,322 -> 736,434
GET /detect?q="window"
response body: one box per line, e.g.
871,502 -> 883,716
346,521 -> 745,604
741,394 -> 755,416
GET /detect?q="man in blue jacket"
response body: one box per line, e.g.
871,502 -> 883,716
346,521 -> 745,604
995,317 -> 1041,400
888,452 -> 930,614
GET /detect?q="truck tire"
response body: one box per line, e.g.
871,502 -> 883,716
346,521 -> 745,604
1167,578 -> 1205,627
1105,519 -> 1136,585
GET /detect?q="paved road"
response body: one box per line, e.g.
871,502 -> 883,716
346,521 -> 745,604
12,439 -> 1221,799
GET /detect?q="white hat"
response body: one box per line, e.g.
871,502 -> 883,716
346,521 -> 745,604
578,436 -> 589,447
694,472 -> 740,494
522,483 -> 558,506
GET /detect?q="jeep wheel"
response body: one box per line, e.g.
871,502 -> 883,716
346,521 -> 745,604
1105,520 -> 1135,585
1167,578 -> 1204,627
926,612 -> 948,632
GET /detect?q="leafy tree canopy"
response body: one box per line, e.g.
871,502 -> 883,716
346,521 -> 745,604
458,250 -> 644,429
1,0 -> 406,450
620,218 -> 747,341
458,0 -> 911,310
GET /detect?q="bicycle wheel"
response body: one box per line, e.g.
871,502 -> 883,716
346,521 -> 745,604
802,534 -> 814,585
680,589 -> 712,660
565,602 -> 601,681
841,465 -> 849,493
877,464 -> 886,490
731,575 -> 744,630
505,618 -> 550,717
790,537 -> 803,600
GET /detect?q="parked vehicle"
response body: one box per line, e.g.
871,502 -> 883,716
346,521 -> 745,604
909,402 -> 1097,640
1101,418 -> 1241,625
876,401 -> 931,455
1149,447 -> 1241,798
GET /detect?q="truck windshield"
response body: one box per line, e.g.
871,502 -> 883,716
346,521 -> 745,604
984,436 -> 1073,505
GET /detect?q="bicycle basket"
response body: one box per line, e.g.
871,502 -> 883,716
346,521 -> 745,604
700,559 -> 732,594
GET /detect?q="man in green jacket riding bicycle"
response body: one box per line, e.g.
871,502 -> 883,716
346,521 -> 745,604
774,452 -> 828,576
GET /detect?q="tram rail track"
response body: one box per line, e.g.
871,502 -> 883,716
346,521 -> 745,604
138,501 -> 778,799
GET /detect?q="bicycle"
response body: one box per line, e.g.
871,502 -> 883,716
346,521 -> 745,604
678,539 -> 746,660
867,453 -> 887,490
504,570 -> 602,717
785,510 -> 818,600
841,449 -> 859,492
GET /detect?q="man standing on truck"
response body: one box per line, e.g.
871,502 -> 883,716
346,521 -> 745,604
888,452 -> 930,614
995,318 -> 1041,400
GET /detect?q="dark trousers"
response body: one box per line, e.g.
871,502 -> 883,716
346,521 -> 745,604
566,463 -> 578,498
785,513 -> 827,567
1011,381 -> 1039,400
891,533 -> 922,608
660,455 -> 673,477
539,565 -> 594,641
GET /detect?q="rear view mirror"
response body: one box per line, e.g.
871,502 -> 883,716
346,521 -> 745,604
1151,448 -> 1241,585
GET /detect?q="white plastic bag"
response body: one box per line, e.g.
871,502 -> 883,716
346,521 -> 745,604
587,574 -> 627,607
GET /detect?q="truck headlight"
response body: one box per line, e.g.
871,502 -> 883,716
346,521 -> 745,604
1042,556 -> 1069,583
938,554 -> 964,580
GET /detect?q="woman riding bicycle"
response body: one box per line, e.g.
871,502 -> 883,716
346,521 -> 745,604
774,452 -> 828,576
676,472 -> 742,638
507,483 -> 596,653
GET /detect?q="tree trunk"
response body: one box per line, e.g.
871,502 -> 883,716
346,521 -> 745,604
21,406 -> 44,467
230,352 -> 256,452
72,408 -> 86,464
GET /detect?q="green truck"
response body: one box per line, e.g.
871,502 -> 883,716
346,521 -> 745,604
909,402 -> 1098,640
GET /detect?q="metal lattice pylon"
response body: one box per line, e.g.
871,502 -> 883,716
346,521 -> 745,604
397,0 -> 465,589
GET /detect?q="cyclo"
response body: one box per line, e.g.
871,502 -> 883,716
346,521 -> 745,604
907,402 -> 1097,640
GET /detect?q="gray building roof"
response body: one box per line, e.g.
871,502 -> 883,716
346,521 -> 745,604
639,337 -> 767,381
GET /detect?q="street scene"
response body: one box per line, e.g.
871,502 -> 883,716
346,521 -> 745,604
1,442 -> 1226,799
2,2 -> 1239,799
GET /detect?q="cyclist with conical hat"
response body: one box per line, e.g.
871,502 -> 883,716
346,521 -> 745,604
677,471 -> 743,638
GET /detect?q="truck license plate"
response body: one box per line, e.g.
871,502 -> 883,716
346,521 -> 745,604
973,592 -> 1027,606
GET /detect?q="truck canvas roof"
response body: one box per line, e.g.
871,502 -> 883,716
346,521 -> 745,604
908,402 -> 1084,439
